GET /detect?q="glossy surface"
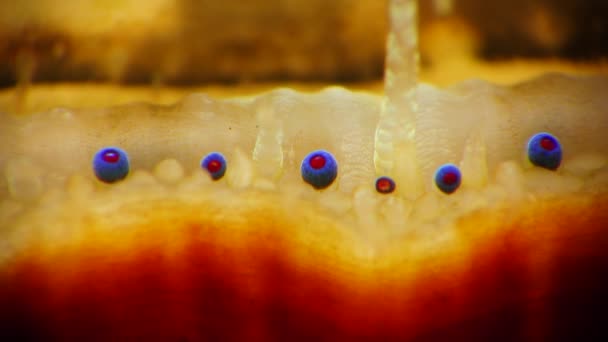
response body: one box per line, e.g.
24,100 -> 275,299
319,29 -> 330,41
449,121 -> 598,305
92,147 -> 130,183
528,133 -> 562,170
301,150 -> 338,190
375,176 -> 396,194
434,164 -> 462,194
201,152 -> 227,180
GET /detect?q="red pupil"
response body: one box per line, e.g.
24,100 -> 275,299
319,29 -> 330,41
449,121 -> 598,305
540,137 -> 556,151
443,172 -> 457,185
309,155 -> 326,169
207,160 -> 222,173
377,179 -> 392,191
102,151 -> 120,163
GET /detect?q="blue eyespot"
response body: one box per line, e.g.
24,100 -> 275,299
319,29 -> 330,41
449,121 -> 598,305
434,164 -> 461,194
375,176 -> 396,194
301,150 -> 338,190
93,147 -> 130,183
201,152 -> 227,180
527,132 -> 562,170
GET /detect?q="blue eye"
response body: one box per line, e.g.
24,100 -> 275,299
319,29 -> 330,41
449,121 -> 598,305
93,147 -> 130,183
301,150 -> 338,189
527,132 -> 562,170
434,164 -> 461,194
375,176 -> 396,194
201,152 -> 227,180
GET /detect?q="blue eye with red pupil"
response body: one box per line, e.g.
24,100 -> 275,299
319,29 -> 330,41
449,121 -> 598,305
375,176 -> 396,194
527,132 -> 562,170
201,152 -> 227,180
434,164 -> 461,194
301,150 -> 338,189
92,147 -> 130,183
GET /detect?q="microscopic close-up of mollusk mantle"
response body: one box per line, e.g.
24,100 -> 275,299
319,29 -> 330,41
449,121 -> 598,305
1,0 -> 608,341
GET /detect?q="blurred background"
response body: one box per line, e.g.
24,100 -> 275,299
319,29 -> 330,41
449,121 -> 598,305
0,0 -> 607,116
1,0 -> 607,89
